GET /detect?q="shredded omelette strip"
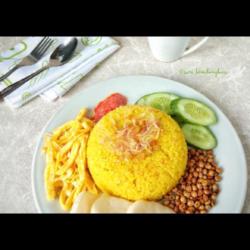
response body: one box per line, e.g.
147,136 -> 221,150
43,108 -> 98,211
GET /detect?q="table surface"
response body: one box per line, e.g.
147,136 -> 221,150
0,37 -> 249,213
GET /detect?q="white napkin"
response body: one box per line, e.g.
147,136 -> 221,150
0,37 -> 119,108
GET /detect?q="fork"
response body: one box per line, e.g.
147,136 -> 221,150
0,37 -> 54,82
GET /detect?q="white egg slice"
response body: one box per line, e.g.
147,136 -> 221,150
126,200 -> 175,213
71,192 -> 99,213
90,194 -> 132,213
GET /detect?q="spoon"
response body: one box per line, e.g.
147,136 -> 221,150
0,37 -> 78,99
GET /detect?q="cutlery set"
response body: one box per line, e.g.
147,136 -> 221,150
0,37 -> 78,99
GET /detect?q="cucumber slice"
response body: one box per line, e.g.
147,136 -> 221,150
171,98 -> 217,126
182,124 -> 217,150
136,92 -> 179,115
171,115 -> 185,126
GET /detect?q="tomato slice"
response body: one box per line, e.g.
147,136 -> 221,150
93,93 -> 127,122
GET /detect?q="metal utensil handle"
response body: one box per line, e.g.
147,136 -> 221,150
0,66 -> 49,98
0,65 -> 19,82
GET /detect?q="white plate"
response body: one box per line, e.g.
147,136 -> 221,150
32,75 -> 248,213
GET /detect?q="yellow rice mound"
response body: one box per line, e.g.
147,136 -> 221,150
87,105 -> 187,201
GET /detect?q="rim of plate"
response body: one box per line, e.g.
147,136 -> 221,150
31,75 -> 248,213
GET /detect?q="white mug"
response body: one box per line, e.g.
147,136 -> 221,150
148,37 -> 209,62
